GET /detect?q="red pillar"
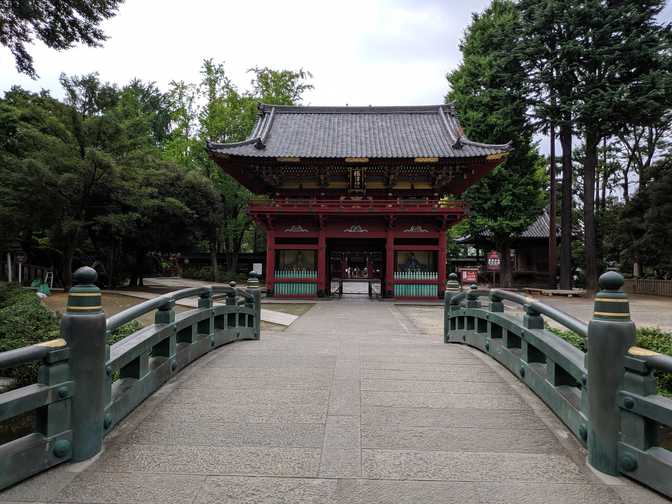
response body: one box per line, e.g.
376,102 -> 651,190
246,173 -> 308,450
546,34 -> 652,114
438,229 -> 447,298
385,231 -> 394,297
317,230 -> 326,297
266,231 -> 275,295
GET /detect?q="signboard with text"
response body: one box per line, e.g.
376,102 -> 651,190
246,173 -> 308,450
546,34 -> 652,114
459,268 -> 478,285
486,251 -> 501,272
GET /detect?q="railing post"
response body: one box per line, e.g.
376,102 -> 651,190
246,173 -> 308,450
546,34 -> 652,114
489,292 -> 504,313
60,267 -> 106,462
443,273 -> 461,343
586,271 -> 636,475
247,272 -> 262,340
465,284 -> 480,308
226,281 -> 237,305
523,304 -> 544,329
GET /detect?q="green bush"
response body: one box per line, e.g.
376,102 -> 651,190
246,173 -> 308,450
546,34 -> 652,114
0,285 -> 143,387
108,320 -> 143,345
182,265 -> 248,284
0,285 -> 60,387
547,324 -> 672,396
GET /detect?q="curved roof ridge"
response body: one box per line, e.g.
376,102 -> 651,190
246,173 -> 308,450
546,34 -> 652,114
461,138 -> 513,150
257,103 -> 454,114
207,138 -> 260,149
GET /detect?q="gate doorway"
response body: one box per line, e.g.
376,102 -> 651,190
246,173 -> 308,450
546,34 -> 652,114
327,238 -> 384,298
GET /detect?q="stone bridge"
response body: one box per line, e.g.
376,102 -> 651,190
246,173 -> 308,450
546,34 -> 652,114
0,272 -> 669,503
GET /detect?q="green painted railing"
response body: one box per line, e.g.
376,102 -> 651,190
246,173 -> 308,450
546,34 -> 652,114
393,271 -> 439,298
273,269 -> 318,297
0,268 -> 261,491
444,272 -> 672,498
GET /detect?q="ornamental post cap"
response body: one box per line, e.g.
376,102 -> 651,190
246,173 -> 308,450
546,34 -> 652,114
73,266 -> 97,285
229,281 -> 237,287
470,284 -> 477,290
448,273 -> 458,281
593,270 -> 629,321
67,267 -> 102,314
599,270 -> 624,291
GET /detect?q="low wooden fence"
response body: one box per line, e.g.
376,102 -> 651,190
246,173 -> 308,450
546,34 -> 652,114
624,278 -> 672,297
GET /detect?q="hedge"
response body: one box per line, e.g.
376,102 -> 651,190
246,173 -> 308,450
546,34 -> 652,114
0,284 -> 142,387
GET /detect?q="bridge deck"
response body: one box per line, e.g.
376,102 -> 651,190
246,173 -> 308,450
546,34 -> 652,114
0,302 -> 664,503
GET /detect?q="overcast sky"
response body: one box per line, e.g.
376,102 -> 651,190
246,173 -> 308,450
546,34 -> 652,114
1,1 -> 670,129
0,0 -> 495,105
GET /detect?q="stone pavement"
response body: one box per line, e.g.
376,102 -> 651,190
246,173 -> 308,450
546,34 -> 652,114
1,300 -> 667,503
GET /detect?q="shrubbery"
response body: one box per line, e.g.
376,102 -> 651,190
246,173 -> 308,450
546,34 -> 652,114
0,284 -> 142,387
0,285 -> 60,387
548,325 -> 672,396
182,265 -> 248,284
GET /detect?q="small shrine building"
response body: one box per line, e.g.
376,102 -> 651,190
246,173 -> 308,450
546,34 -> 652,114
208,104 -> 510,299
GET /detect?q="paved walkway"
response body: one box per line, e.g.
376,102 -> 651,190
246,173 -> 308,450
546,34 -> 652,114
1,301 -> 666,503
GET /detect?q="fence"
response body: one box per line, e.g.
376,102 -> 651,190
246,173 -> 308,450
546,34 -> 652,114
0,267 -> 261,490
444,272 -> 672,498
624,278 -> 672,297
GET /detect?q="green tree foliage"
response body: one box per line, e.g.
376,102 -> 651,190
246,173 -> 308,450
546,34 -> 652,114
618,159 -> 672,277
0,73 -> 222,288
164,60 -> 313,278
0,0 -> 123,77
516,0 -> 672,291
447,0 -> 546,287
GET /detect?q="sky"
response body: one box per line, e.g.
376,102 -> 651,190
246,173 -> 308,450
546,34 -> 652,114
1,0 -> 670,153
0,0 -> 494,105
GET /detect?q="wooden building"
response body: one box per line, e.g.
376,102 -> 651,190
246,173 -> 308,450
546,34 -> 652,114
453,209 -> 559,287
208,104 -> 510,298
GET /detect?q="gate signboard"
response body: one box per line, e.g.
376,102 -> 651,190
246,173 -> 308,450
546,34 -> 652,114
486,251 -> 501,272
459,267 -> 478,285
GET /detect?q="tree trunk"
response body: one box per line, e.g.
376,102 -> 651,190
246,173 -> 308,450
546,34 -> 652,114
133,249 -> 145,288
499,242 -> 513,288
210,241 -> 219,282
622,166 -> 630,203
548,122 -> 558,289
583,129 -> 599,293
559,124 -> 573,290
62,244 -> 76,290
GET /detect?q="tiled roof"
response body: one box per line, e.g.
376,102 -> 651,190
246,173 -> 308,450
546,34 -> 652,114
520,209 -> 558,239
207,104 -> 511,159
457,209 -> 558,243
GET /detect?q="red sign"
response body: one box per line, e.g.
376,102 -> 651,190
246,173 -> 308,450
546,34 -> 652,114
487,251 -> 501,272
459,268 -> 478,284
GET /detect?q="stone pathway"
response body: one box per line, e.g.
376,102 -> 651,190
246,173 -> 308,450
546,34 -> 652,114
1,300 -> 667,503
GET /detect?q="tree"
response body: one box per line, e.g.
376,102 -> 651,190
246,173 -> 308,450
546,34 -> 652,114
517,0 -> 672,292
447,0 -> 546,287
164,60 -> 313,279
0,85 -> 118,289
0,0 -> 123,77
516,0 -> 581,290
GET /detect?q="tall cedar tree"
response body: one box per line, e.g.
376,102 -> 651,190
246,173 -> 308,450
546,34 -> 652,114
574,0 -> 672,292
0,0 -> 122,77
516,0 -> 580,290
447,0 -> 546,287
518,0 -> 672,292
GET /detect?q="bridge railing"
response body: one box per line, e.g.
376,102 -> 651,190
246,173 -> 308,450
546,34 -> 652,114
0,339 -> 72,490
444,271 -> 672,498
0,268 -> 261,491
